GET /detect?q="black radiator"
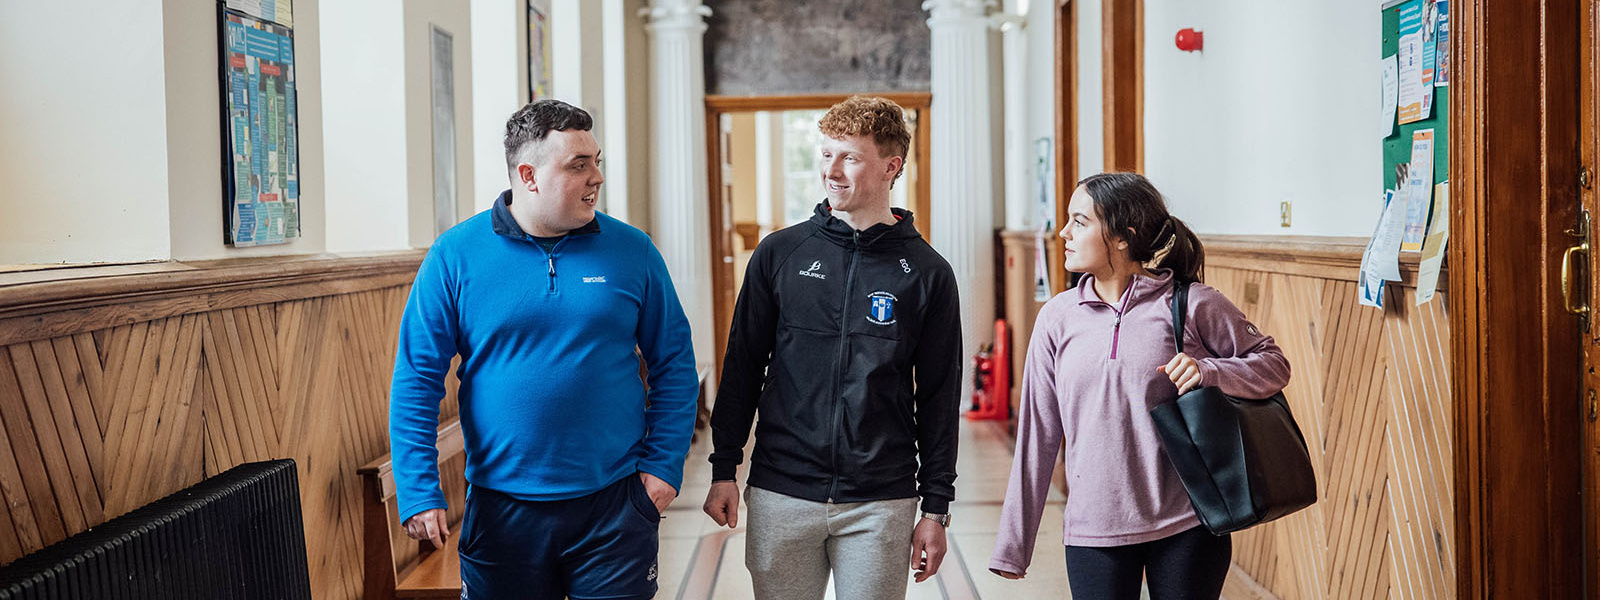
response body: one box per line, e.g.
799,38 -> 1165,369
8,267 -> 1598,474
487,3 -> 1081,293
0,459 -> 312,600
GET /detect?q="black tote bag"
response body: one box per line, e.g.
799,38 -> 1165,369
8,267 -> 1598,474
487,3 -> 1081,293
1148,281 -> 1317,535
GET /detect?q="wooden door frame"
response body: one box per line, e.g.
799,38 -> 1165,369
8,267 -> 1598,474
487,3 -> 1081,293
1451,0 -> 1584,597
1051,0 -> 1077,294
1102,0 -> 1143,173
703,92 -> 934,380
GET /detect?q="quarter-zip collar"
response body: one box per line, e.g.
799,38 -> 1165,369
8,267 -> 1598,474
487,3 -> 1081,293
1076,269 -> 1177,360
808,200 -> 920,249
490,189 -> 602,241
1075,268 -> 1177,308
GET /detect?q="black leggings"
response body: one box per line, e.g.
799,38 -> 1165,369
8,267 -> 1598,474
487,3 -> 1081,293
1063,526 -> 1231,600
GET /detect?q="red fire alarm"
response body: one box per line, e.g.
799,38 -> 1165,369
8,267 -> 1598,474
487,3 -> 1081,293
1175,28 -> 1203,52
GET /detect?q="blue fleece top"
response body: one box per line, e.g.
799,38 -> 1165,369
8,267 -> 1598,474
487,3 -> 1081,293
389,191 -> 699,524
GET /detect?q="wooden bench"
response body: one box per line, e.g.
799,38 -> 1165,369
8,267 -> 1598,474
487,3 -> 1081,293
358,419 -> 467,600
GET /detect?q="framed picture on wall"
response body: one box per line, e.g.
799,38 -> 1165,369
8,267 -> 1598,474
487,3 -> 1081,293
217,0 -> 301,247
527,1 -> 552,102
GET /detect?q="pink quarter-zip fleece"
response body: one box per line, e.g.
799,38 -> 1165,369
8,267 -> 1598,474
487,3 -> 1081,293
989,269 -> 1290,575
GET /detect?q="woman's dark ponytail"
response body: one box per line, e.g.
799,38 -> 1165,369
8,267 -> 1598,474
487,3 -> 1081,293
1160,216 -> 1205,283
1077,172 -> 1206,283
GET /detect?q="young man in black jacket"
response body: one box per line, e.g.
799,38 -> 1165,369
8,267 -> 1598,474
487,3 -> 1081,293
702,96 -> 963,599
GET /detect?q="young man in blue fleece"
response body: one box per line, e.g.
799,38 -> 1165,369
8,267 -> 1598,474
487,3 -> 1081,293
388,99 -> 698,600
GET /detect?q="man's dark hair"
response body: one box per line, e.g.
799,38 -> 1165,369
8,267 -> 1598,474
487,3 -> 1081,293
504,100 -> 593,175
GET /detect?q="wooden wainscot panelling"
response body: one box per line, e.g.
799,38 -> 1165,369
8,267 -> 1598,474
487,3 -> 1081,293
0,251 -> 458,600
1197,235 -> 1451,600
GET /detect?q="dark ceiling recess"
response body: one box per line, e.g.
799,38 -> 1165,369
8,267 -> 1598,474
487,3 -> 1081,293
704,0 -> 932,96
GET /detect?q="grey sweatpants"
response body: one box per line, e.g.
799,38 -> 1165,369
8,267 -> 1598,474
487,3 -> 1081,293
743,485 -> 920,600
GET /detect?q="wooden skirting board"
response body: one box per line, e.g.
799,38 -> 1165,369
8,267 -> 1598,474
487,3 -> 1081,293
0,252 -> 448,600
1203,235 -> 1453,600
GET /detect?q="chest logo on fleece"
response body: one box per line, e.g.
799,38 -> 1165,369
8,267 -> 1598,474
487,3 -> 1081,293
867,291 -> 898,325
583,276 -> 607,283
799,260 -> 827,280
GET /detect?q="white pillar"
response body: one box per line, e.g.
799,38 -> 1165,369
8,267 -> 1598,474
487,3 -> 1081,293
644,0 -> 715,369
1000,0 -> 1031,231
925,0 -> 997,392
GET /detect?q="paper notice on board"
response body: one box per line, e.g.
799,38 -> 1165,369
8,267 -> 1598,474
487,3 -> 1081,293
1419,0 -> 1438,118
1374,189 -> 1406,280
1359,190 -> 1407,309
1382,55 -> 1399,138
1397,0 -> 1426,124
1416,182 -> 1449,305
1401,129 -> 1435,251
1434,0 -> 1450,86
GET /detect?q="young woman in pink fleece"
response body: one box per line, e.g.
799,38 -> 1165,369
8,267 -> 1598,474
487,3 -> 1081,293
989,173 -> 1291,599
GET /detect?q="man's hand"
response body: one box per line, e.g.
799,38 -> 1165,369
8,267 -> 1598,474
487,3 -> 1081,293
702,481 -> 741,528
910,518 -> 947,583
403,508 -> 449,550
1157,352 -> 1203,394
990,568 -> 1025,580
640,472 -> 677,514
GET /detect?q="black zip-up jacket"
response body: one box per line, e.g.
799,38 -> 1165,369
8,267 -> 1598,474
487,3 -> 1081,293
710,203 -> 963,513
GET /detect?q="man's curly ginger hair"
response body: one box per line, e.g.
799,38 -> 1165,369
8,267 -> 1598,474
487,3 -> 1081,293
818,96 -> 911,185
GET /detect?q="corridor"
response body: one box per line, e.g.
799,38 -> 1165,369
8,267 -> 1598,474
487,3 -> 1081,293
655,420 -> 1075,599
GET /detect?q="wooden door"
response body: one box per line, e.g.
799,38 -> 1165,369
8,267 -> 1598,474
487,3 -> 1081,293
1453,0 -> 1584,597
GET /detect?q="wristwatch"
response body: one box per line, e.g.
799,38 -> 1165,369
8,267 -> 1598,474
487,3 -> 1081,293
920,512 -> 951,527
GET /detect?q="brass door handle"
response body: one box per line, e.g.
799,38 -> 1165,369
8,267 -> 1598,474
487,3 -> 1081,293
1563,240 -> 1590,315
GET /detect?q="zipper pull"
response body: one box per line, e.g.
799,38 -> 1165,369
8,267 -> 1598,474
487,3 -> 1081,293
548,257 -> 555,277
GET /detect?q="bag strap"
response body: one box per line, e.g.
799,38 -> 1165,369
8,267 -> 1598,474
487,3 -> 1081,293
1171,279 -> 1190,354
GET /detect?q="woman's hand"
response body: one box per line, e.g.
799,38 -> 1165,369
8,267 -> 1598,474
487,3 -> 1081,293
991,568 -> 1025,580
1158,352 -> 1203,394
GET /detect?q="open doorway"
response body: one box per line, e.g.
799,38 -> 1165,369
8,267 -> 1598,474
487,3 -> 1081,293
705,93 -> 932,378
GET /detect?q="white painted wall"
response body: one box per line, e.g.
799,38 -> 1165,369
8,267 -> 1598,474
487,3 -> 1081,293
1143,1 -> 1379,237
1075,0 -> 1105,183
472,0 -> 524,212
1011,0 -> 1062,232
0,1 -> 172,264
551,0 -> 606,164
322,0 -> 409,253
602,0 -> 634,224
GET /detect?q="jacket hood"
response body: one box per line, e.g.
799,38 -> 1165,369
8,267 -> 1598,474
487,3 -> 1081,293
808,200 -> 921,249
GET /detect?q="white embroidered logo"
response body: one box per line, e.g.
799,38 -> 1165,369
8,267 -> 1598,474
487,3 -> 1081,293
648,562 -> 658,581
799,260 -> 827,280
582,276 -> 607,283
900,258 -> 912,273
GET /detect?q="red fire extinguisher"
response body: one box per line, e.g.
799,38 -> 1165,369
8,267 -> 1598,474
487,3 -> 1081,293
967,319 -> 1011,421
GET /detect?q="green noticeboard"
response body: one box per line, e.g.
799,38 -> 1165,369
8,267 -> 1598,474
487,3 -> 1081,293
1382,0 -> 1448,192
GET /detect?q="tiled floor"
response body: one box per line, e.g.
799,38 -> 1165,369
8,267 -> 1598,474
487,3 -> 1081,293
653,419 -> 1133,600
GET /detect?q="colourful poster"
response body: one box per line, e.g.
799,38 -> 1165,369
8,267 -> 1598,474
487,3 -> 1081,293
1434,0 -> 1450,86
527,2 -> 552,102
1419,0 -> 1439,117
224,0 -> 292,27
222,9 -> 300,247
1396,0 -> 1426,124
